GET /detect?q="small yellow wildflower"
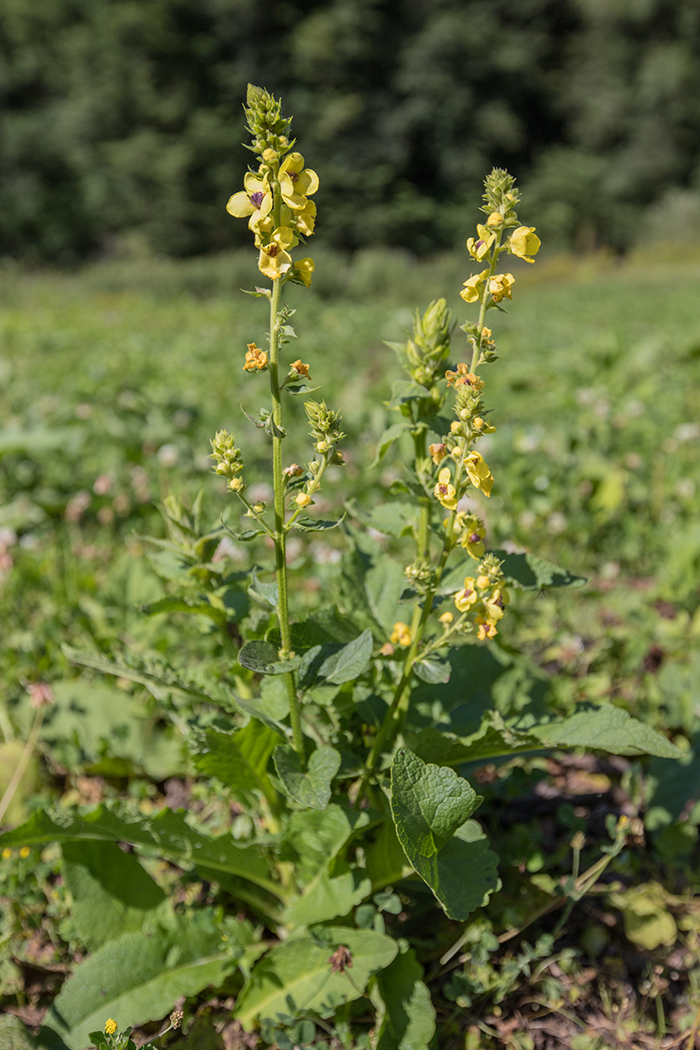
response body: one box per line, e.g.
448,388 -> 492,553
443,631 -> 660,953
480,326 -> 492,340
105,1019 -> 118,1036
19,846 -> 30,859
464,450 -> 494,496
488,273 -> 515,303
460,269 -> 489,304
258,226 -> 297,280
445,363 -> 484,390
509,226 -> 541,263
293,199 -> 317,237
292,257 -> 315,288
429,442 -> 447,465
279,152 -> 320,209
226,172 -> 273,228
483,587 -> 510,623
390,622 -> 412,647
295,492 -> 313,508
439,611 -> 454,625
476,617 -> 498,641
466,224 -> 495,261
380,642 -> 395,656
291,360 -> 310,378
454,578 -> 478,612
434,467 -> 458,510
2,848 -> 12,860
243,343 -> 268,372
283,462 -> 304,477
461,525 -> 486,559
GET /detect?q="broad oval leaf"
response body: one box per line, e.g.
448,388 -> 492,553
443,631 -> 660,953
531,705 -> 683,759
273,745 -> 341,809
238,640 -> 297,675
235,926 -> 398,1029
319,629 -> 373,684
390,749 -> 499,920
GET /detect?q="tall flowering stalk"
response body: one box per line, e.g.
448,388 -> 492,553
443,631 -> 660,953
363,169 -> 541,783
212,85 -> 342,763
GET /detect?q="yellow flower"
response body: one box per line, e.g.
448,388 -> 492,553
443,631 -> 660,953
243,343 -> 268,371
476,575 -> 491,590
439,611 -> 454,625
295,492 -> 313,508
445,363 -> 484,390
429,442 -> 447,465
509,226 -> 541,263
279,152 -> 320,209
476,617 -> 498,641
293,199 -> 317,237
460,269 -> 489,304
390,622 -> 412,647
454,577 -> 478,612
226,172 -> 273,228
434,466 -> 458,509
465,451 -> 494,497
291,257 -> 315,288
291,359 -> 310,378
488,273 -> 515,303
486,211 -> 503,227
461,524 -> 485,559
483,587 -> 510,623
2,848 -> 12,860
19,846 -> 30,859
480,326 -> 492,340
258,227 -> 297,280
466,224 -> 495,261
105,1019 -> 118,1036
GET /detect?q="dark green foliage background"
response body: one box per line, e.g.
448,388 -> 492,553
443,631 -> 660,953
2,0 -> 700,261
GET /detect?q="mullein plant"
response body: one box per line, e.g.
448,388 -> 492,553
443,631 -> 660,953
2,85 -> 682,1050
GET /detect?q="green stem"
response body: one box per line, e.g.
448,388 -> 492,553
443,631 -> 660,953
0,708 -> 44,824
470,229 -> 504,373
268,277 -> 304,761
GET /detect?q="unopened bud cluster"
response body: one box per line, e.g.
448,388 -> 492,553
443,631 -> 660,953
304,400 -> 344,456
210,430 -> 244,492
387,299 -> 452,415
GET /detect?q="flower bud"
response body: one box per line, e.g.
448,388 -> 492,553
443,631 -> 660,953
295,492 -> 313,508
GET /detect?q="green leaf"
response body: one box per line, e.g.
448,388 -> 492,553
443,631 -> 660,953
62,841 -> 166,952
405,712 -> 545,767
284,870 -> 372,928
238,641 -> 297,675
373,943 -> 436,1050
495,550 -> 588,590
0,1016 -> 36,1050
387,380 -> 431,409
413,658 -> 451,684
291,516 -> 345,532
192,719 -> 281,803
285,382 -> 321,396
319,629 -> 373,684
248,568 -> 278,608
531,706 -> 683,758
273,745 -> 341,809
0,805 -> 284,906
365,560 -> 406,632
349,500 -> 417,539
235,927 -> 398,1029
370,422 -> 413,468
281,804 -> 371,886
366,820 -> 414,891
390,749 -> 498,920
46,911 -> 252,1050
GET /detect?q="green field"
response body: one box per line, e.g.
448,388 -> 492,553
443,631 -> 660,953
2,249 -> 700,1047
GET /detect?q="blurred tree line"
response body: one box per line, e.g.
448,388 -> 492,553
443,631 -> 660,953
1,0 -> 699,262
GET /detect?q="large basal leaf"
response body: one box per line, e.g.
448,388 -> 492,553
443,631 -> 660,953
62,841 -> 166,952
280,804 -> 371,886
319,629 -> 373,684
372,942 -> 435,1050
235,927 -> 398,1029
0,805 -> 284,907
46,911 -> 252,1050
284,870 -> 372,929
390,749 -> 499,920
273,745 -> 341,809
531,705 -> 683,759
192,719 -> 280,803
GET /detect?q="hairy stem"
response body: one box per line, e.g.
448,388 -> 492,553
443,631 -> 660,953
268,278 -> 304,760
